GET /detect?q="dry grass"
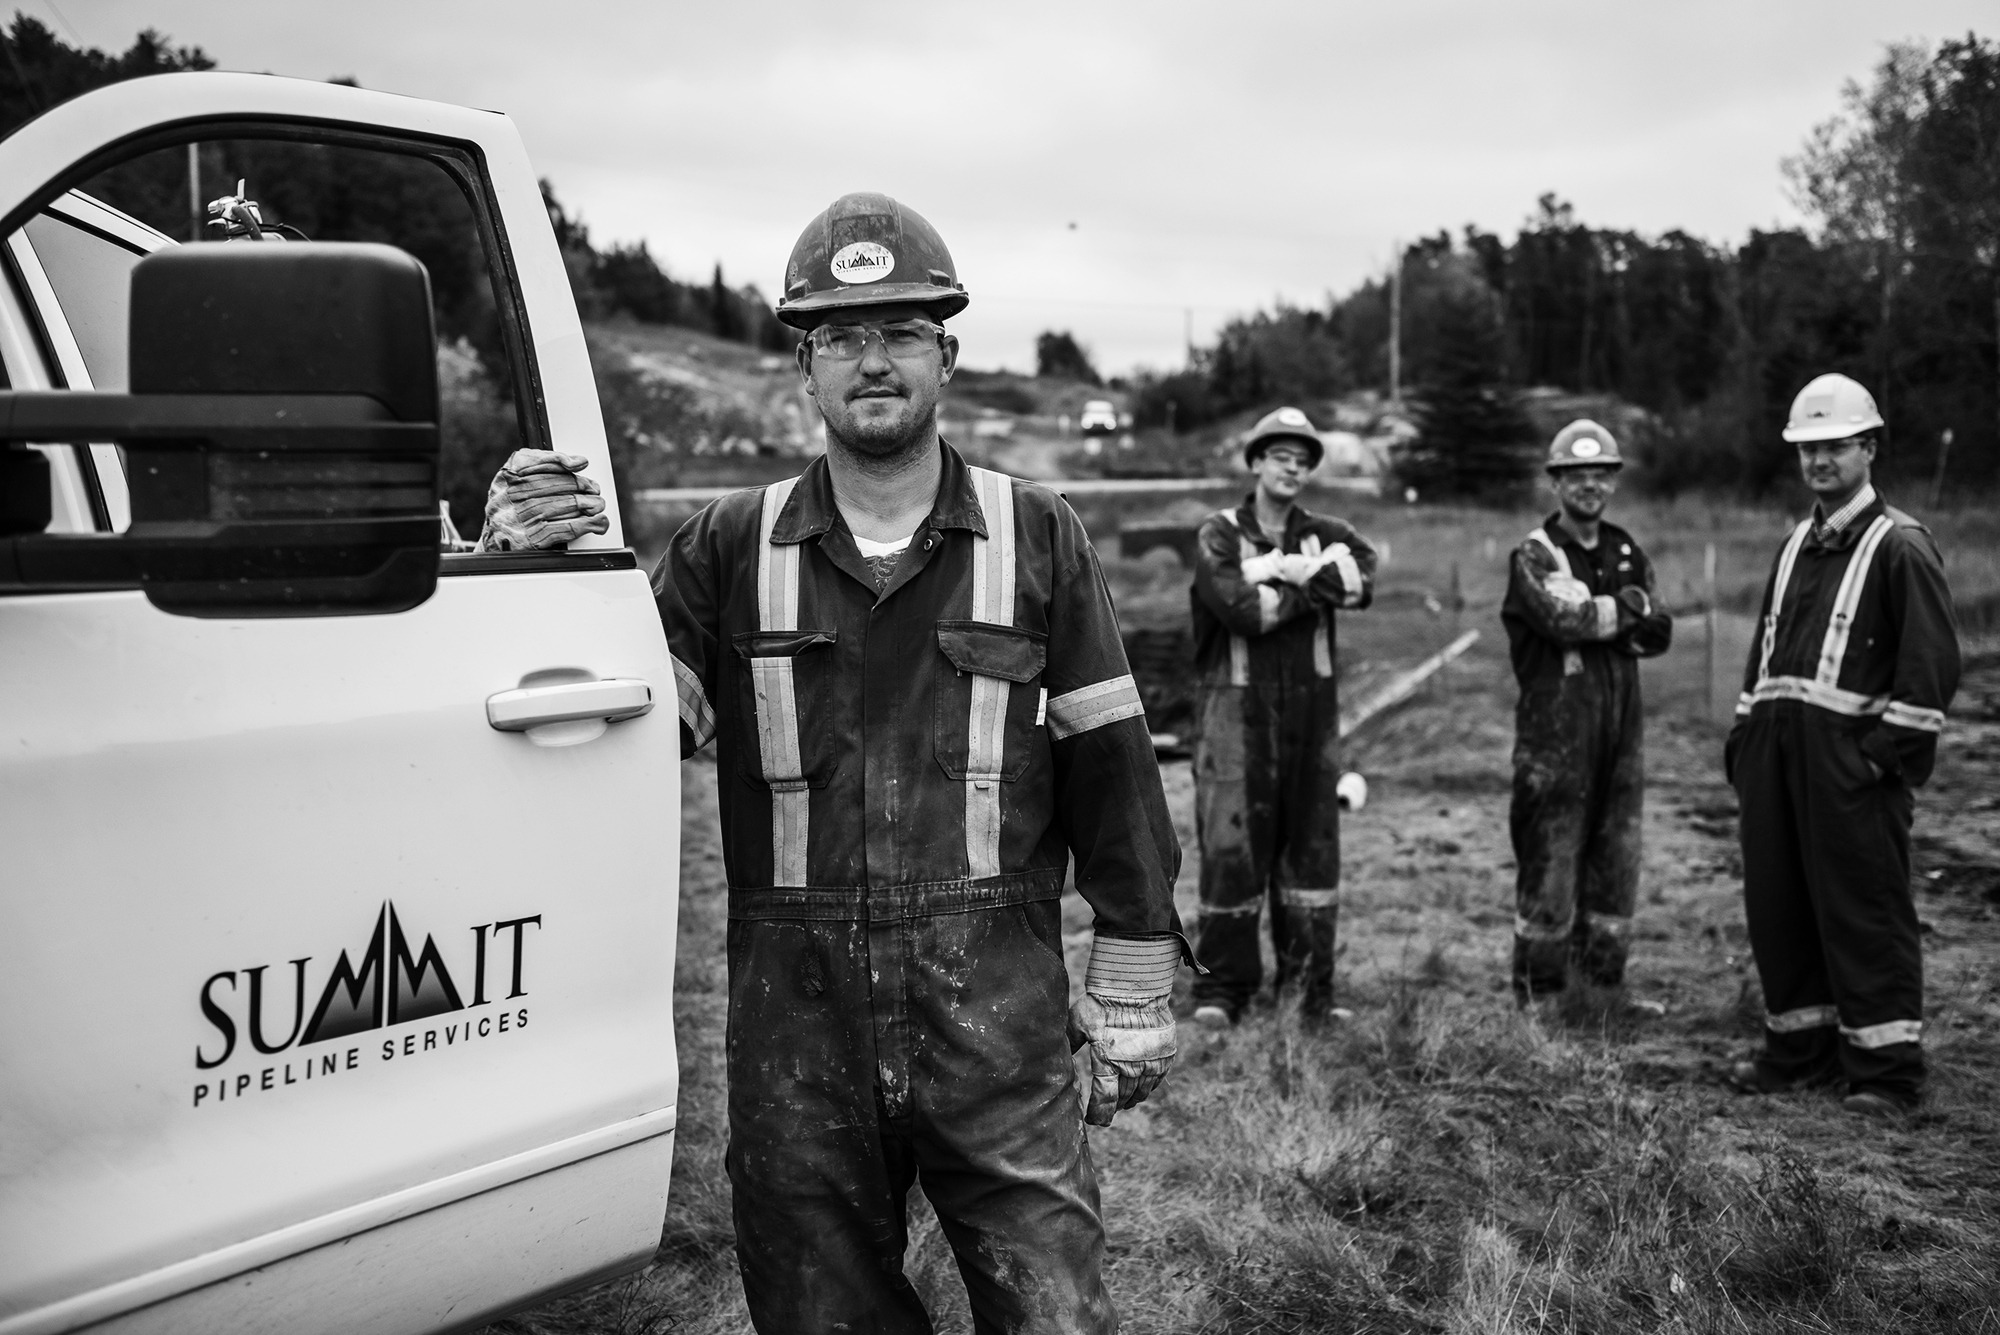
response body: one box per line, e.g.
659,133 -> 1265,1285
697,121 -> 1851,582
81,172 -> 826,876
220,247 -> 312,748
490,494 -> 2000,1335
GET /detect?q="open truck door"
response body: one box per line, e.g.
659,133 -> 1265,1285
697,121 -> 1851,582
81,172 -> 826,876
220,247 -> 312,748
0,74 -> 680,1335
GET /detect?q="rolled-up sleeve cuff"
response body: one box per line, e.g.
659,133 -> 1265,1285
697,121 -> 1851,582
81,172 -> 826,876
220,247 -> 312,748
1591,594 -> 1619,640
672,653 -> 716,751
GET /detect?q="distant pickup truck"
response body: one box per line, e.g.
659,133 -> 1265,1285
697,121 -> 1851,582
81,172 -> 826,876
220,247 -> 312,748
0,75 -> 682,1334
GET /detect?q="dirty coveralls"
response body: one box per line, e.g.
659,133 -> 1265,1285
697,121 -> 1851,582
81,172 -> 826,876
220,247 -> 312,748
655,444 -> 1184,1334
1189,498 -> 1375,1018
1501,517 -> 1672,997
1727,486 -> 1959,1102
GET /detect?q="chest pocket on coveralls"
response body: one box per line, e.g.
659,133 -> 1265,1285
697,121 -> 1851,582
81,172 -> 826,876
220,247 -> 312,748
933,621 -> 1047,783
731,629 -> 838,789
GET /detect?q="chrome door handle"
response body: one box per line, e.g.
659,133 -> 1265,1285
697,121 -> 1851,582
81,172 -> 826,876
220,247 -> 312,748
487,678 -> 654,743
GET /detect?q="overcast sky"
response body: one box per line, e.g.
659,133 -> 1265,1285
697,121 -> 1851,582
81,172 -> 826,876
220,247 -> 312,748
49,0 -> 1999,375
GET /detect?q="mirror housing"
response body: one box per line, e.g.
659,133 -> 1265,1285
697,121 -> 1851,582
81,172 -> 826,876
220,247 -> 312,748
0,242 -> 442,616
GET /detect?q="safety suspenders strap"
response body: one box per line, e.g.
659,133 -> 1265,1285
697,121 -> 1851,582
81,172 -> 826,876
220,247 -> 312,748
1528,528 -> 1586,674
1218,510 -> 1252,685
754,476 -> 810,886
1743,515 -> 1899,721
963,467 -> 1017,879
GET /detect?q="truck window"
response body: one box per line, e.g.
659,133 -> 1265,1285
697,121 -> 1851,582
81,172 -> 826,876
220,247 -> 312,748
6,132 -> 543,547
20,211 -> 141,390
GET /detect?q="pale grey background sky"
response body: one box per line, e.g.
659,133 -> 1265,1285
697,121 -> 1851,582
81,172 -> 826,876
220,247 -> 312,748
46,1 -> 1999,374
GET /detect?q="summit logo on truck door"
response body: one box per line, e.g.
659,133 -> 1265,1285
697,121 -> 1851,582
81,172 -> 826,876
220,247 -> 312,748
191,901 -> 542,1108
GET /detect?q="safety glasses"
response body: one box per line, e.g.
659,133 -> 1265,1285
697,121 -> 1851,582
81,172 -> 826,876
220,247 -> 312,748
807,319 -> 943,361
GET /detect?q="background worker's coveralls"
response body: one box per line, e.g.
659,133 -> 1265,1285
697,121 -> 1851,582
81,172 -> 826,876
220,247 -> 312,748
1189,498 -> 1374,1018
1727,486 -> 1958,1102
654,444 -> 1184,1335
1501,517 -> 1672,997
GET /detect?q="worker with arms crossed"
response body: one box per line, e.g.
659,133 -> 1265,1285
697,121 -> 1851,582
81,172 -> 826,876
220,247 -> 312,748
482,193 -> 1188,1333
1187,408 -> 1375,1028
1501,421 -> 1673,1004
1727,373 -> 1959,1118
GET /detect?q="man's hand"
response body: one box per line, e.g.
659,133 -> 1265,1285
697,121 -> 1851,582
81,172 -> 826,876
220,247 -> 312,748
479,449 -> 609,552
1616,585 -> 1653,620
1543,572 -> 1592,607
1238,551 -> 1284,586
1067,935 -> 1179,1126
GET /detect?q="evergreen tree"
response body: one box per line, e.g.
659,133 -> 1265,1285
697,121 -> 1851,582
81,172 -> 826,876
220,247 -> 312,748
0,16 -> 211,138
1034,330 -> 1101,384
1403,287 -> 1536,500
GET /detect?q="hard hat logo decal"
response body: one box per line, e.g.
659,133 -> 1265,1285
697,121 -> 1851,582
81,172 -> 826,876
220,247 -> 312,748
1276,408 -> 1310,426
1572,439 -> 1601,458
1803,393 -> 1834,420
830,241 -> 896,285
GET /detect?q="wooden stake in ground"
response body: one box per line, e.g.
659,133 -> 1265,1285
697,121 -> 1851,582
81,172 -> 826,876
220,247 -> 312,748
1339,629 -> 1481,739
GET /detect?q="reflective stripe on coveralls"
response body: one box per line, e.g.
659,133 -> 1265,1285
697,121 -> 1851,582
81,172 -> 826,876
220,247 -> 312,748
964,466 -> 1018,878
1736,515 -> 1925,724
755,475 -> 810,886
1763,1005 -> 1926,1049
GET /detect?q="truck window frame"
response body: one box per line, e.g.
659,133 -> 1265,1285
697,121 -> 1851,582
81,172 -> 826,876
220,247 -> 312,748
0,117 -> 631,574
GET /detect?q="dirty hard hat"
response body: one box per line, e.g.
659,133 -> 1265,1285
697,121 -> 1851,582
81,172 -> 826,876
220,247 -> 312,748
776,192 -> 969,330
1546,419 -> 1623,471
1782,373 -> 1884,443
1242,406 -> 1324,469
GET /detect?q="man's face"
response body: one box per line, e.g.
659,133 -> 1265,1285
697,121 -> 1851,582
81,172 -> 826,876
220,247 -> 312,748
1251,442 -> 1313,501
1550,464 -> 1619,521
1796,434 -> 1874,502
797,302 -> 958,458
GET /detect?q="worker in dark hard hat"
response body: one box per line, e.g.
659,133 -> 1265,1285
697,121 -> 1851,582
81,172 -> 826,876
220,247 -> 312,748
1188,407 -> 1376,1028
1727,373 -> 1959,1119
481,194 -> 1187,1333
1502,420 -> 1672,1005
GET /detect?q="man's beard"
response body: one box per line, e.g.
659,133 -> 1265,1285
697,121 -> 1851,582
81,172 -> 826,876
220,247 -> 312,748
830,398 -> 936,462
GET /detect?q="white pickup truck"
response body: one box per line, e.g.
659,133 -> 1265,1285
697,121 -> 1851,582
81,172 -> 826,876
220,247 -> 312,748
0,75 -> 683,1334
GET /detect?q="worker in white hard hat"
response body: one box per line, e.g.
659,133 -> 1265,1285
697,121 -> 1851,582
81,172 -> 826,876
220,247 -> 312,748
1187,406 -> 1377,1027
1727,373 -> 1960,1118
1501,420 -> 1673,1004
479,195 -> 1189,1332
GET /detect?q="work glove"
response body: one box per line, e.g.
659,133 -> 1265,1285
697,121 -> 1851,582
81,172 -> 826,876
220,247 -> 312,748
1276,543 -> 1351,587
480,449 -> 609,552
1616,585 -> 1652,620
1238,551 -> 1284,586
1068,935 -> 1180,1127
1543,572 -> 1592,607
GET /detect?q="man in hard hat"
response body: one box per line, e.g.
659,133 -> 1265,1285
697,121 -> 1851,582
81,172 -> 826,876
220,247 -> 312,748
1187,408 -> 1376,1028
1501,421 -> 1673,1004
481,194 -> 1185,1333
1727,373 -> 1959,1118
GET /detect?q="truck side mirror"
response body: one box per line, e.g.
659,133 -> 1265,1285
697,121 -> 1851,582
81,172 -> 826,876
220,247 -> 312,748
0,242 -> 442,616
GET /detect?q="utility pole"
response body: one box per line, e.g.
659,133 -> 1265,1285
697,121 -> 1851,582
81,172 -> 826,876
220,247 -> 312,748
1388,240 -> 1402,411
1928,427 -> 1955,510
1183,306 -> 1193,368
186,143 -> 202,242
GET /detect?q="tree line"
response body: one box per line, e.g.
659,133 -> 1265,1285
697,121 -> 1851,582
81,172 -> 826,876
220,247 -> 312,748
1128,36 -> 2000,499
0,15 -> 793,357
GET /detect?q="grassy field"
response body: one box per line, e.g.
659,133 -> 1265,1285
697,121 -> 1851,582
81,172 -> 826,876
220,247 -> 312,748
488,490 -> 2000,1335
